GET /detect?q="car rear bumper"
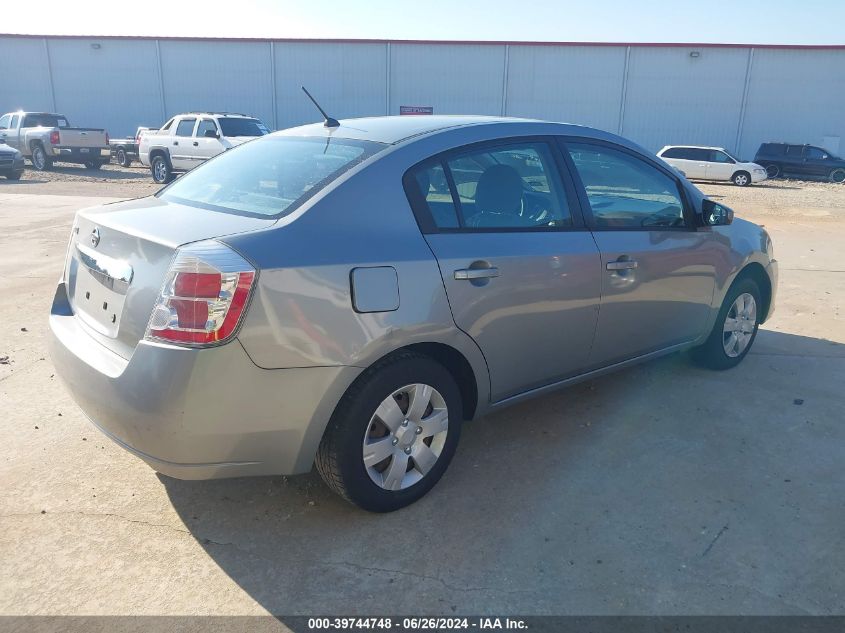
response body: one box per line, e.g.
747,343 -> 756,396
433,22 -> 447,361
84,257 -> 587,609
48,282 -> 360,479
51,146 -> 111,162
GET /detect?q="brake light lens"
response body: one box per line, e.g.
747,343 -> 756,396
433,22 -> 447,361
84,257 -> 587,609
145,241 -> 256,346
50,130 -> 60,145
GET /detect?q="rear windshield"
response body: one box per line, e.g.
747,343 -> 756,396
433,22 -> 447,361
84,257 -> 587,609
23,114 -> 68,128
159,136 -> 385,218
218,117 -> 270,137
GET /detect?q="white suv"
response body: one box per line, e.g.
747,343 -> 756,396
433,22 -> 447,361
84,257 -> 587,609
657,145 -> 767,186
139,112 -> 270,183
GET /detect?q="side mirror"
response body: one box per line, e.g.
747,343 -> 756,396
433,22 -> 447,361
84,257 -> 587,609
204,129 -> 220,139
702,198 -> 734,226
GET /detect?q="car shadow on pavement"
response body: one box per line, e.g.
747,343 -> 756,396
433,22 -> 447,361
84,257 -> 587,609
161,329 -> 844,615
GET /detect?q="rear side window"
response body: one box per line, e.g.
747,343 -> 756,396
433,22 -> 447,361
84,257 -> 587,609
567,142 -> 686,229
218,117 -> 269,137
175,119 -> 196,137
408,142 -> 573,231
786,145 -> 804,156
661,147 -> 692,159
412,164 -> 460,228
160,136 -> 384,218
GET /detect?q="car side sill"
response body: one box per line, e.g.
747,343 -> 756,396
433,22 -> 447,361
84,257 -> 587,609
488,341 -> 693,411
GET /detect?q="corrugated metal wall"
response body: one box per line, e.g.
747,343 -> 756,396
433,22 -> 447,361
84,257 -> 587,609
2,36 -> 843,160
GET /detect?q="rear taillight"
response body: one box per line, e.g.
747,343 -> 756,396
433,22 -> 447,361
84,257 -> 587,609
145,241 -> 256,347
50,130 -> 60,145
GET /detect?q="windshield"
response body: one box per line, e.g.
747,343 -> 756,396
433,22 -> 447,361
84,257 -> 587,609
160,136 -> 385,218
218,117 -> 270,137
722,149 -> 741,162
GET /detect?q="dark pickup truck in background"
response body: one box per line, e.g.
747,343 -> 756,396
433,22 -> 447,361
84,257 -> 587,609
755,142 -> 845,183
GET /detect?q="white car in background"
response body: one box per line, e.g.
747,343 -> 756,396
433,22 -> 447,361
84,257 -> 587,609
657,145 -> 767,186
139,112 -> 270,183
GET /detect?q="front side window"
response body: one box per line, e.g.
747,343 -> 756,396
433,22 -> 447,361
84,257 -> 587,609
710,150 -> 735,163
175,118 -> 196,137
411,142 -> 572,230
805,147 -> 827,160
196,119 -> 218,138
567,142 -> 686,229
160,136 -> 384,218
218,117 -> 269,137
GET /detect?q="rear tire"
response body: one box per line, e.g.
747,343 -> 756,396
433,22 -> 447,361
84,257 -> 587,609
830,168 -> 845,184
84,160 -> 103,170
732,171 -> 751,186
151,155 -> 173,184
316,352 -> 463,512
765,164 -> 780,179
692,278 -> 762,370
116,148 -> 132,168
30,144 -> 52,171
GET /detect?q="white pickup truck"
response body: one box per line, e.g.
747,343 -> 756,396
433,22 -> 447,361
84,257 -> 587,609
0,112 -> 110,170
138,112 -> 269,183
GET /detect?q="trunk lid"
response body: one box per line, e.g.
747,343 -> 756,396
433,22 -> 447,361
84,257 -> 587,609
64,196 -> 274,359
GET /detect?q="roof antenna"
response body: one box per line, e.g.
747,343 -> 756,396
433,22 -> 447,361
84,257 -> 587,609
301,86 -> 340,128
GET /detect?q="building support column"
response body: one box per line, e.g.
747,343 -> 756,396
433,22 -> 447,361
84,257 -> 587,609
385,43 -> 392,115
155,40 -> 167,122
270,41 -> 278,129
617,46 -> 631,135
43,38 -> 57,111
735,48 -> 754,155
501,44 -> 510,116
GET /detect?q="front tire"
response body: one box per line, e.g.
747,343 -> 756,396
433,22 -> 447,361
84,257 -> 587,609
30,144 -> 52,171
316,352 -> 463,512
150,155 -> 173,184
830,168 -> 845,184
5,171 -> 23,180
732,171 -> 751,186
692,278 -> 761,370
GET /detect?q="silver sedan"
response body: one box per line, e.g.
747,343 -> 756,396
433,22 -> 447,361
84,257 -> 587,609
49,116 -> 777,511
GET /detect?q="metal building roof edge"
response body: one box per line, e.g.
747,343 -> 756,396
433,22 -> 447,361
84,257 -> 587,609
1,33 -> 844,50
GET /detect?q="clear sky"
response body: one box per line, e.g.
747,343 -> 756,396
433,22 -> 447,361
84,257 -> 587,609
6,0 -> 844,45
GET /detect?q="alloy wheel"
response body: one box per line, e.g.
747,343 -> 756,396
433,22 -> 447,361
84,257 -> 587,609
723,292 -> 757,358
32,147 -> 46,170
362,383 -> 449,491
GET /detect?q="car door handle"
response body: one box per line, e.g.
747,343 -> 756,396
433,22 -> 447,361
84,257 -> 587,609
606,260 -> 638,271
192,141 -> 199,146
454,267 -> 500,280
173,141 -> 179,146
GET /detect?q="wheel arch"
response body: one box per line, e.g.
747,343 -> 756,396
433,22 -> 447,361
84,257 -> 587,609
733,262 -> 773,322
732,169 -> 751,183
